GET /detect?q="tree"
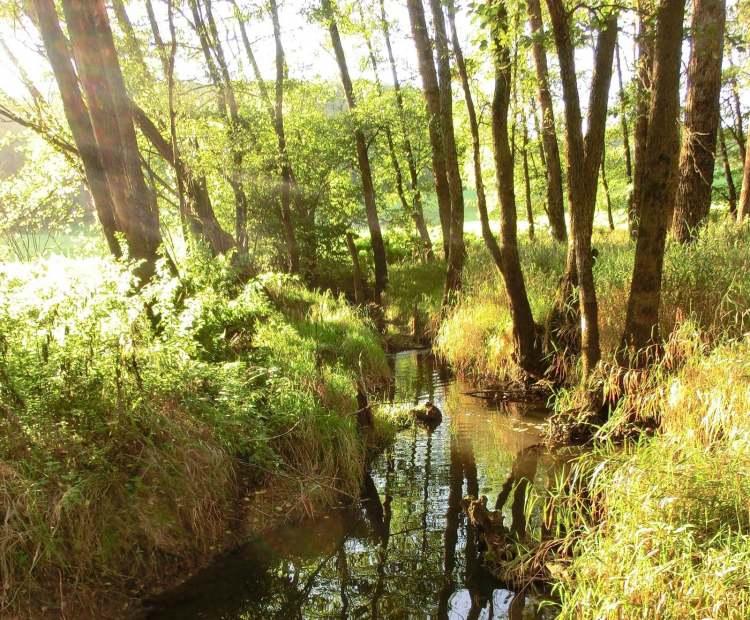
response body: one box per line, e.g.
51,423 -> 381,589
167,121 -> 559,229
475,0 -> 545,375
378,0 -> 434,260
672,0 -> 726,242
526,0 -> 567,242
740,130 -> 750,220
189,0 -> 251,262
322,0 -> 388,305
233,0 -> 300,273
31,0 -> 121,258
620,0 -> 686,360
61,0 -> 163,282
630,0 -> 656,237
545,0 -> 618,375
719,125 -> 738,217
615,39 -> 633,208
428,0 -> 465,302
406,0 -> 452,258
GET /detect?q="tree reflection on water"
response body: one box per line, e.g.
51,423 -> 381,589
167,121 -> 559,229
150,350 -> 557,620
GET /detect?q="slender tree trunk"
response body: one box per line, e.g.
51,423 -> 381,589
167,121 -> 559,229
406,0 -> 452,259
601,144 -> 615,231
720,127 -> 738,218
672,0 -> 726,242
631,2 -> 655,237
447,2 -> 490,252
620,0 -> 686,361
489,3 -> 544,375
140,0 -> 233,256
190,0 -> 251,262
233,0 -> 300,273
345,232 -> 366,305
522,120 -> 536,239
546,0 -> 618,375
323,0 -> 388,304
62,0 -> 162,282
379,0 -> 434,260
526,0 -> 567,242
111,0 -> 151,80
728,64 -> 746,162
615,40 -> 633,188
428,0 -> 465,303
740,130 -> 750,220
32,0 -> 121,258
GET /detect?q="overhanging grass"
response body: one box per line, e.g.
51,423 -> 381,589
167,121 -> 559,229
0,256 -> 388,615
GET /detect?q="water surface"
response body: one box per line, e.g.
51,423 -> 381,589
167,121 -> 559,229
150,350 -> 557,619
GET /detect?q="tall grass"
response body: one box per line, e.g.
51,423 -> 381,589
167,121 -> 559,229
434,222 -> 750,382
548,334 -> 750,619
0,256 -> 389,615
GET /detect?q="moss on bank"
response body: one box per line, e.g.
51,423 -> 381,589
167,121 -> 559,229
0,257 -> 390,616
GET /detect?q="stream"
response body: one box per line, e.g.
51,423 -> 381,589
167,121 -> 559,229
149,349 -> 558,619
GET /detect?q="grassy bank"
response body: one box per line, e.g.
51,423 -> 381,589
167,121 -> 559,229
434,222 -> 750,382
0,255 -> 391,616
549,330 -> 750,618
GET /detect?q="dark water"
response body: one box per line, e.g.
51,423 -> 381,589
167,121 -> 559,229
150,350 -> 558,620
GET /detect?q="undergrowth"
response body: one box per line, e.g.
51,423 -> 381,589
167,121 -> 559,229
0,254 -> 389,615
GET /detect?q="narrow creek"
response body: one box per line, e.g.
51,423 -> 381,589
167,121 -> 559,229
150,349 -> 559,619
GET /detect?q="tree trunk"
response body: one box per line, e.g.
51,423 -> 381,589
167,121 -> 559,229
620,0 -> 686,361
323,0 -> 388,304
190,0 -> 251,262
406,0 -> 452,259
526,0 -> 567,242
379,0 -> 434,260
672,0 -> 726,242
601,144 -> 615,231
720,127 -> 738,218
728,64 -> 746,162
32,0 -> 121,258
234,0 -> 300,273
345,232 -> 366,305
740,129 -> 750,220
522,120 -> 536,239
615,40 -> 633,188
111,0 -> 151,80
630,3 -> 655,237
62,0 -> 162,282
545,0 -> 618,376
489,4 -> 544,375
428,0 -> 465,303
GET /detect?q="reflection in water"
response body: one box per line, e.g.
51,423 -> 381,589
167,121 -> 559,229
149,350 -> 557,620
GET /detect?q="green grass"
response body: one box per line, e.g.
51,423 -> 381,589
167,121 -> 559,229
0,254 -> 389,615
433,222 -> 750,382
546,334 -> 750,619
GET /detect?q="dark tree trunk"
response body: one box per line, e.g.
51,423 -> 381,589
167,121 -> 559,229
62,0 -> 162,282
406,0 -> 452,259
720,127 -> 738,218
522,120 -> 536,239
728,65 -> 746,162
545,0 -> 618,376
428,0 -> 465,304
601,144 -> 615,231
32,0 -> 121,258
631,5 -> 655,237
615,40 -> 633,187
740,130 -> 750,221
379,0 -> 434,260
233,0 -> 300,273
526,0 -> 567,242
489,3 -> 545,376
345,232 -> 367,305
323,0 -> 388,304
672,0 -> 726,242
620,0 -> 686,361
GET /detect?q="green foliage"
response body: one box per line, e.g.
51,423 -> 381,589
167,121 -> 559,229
0,255 -> 388,611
